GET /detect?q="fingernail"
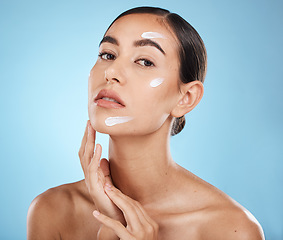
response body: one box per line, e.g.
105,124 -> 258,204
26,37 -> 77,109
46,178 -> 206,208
93,210 -> 100,216
105,183 -> 112,188
105,185 -> 112,191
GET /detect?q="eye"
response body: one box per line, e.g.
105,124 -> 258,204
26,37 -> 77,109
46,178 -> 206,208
135,59 -> 155,67
98,52 -> 116,60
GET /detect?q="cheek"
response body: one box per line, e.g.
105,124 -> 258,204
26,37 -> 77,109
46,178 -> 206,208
149,78 -> 164,88
88,65 -> 105,95
105,116 -> 134,126
129,77 -> 177,120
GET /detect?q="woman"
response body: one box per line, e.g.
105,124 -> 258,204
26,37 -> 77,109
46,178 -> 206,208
27,6 -> 264,240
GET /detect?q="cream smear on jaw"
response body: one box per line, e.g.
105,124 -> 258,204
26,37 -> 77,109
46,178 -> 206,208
150,78 -> 164,88
105,116 -> 133,126
141,32 -> 166,39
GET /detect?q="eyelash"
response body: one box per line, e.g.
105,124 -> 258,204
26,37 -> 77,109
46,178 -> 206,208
135,59 -> 155,67
98,52 -> 155,67
98,52 -> 116,60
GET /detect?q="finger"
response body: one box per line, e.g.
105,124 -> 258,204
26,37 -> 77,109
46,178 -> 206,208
93,210 -> 133,239
84,122 -> 96,167
104,185 -> 145,228
88,144 -> 102,174
134,202 -> 158,229
78,120 -> 89,160
88,144 -> 102,190
103,188 -> 159,237
100,158 -> 110,176
100,158 -> 113,185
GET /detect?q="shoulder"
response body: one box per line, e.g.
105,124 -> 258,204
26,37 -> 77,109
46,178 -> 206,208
27,180 -> 88,240
200,205 -> 265,240
165,166 -> 264,239
172,166 -> 264,240
28,180 -> 85,215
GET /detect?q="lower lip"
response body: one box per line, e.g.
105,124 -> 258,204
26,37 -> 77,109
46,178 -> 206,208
95,99 -> 125,109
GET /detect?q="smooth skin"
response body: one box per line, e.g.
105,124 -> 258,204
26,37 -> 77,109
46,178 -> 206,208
27,13 -> 265,240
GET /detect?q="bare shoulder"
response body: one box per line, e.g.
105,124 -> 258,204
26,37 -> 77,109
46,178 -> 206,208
200,205 -> 265,240
171,165 -> 265,240
27,180 -> 92,240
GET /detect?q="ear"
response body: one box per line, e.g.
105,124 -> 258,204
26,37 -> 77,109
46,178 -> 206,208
171,80 -> 204,118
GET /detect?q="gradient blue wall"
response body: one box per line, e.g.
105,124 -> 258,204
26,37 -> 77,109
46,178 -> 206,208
0,0 -> 282,239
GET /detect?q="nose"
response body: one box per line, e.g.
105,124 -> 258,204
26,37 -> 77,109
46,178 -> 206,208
104,57 -> 126,85
105,71 -> 120,84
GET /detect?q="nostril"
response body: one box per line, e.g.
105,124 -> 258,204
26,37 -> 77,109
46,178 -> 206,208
106,77 -> 120,84
113,78 -> 120,83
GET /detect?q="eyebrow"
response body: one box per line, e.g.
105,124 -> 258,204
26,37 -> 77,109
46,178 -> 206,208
99,36 -> 119,46
134,39 -> 166,55
99,36 -> 166,55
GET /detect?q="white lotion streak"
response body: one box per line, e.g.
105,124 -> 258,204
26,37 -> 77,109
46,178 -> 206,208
141,32 -> 166,39
150,78 -> 164,88
105,116 -> 133,127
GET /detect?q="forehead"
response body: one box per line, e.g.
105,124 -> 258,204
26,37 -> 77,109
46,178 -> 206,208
104,13 -> 179,50
107,13 -> 167,32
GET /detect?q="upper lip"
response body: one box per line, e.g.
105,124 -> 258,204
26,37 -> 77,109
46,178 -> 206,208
94,89 -> 125,106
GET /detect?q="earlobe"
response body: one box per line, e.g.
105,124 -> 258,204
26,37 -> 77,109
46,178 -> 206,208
171,80 -> 204,117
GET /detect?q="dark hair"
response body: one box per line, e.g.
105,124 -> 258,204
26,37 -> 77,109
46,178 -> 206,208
106,7 -> 207,136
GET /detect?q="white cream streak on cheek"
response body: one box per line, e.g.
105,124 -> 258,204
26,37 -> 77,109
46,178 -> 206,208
150,78 -> 164,88
105,116 -> 134,126
141,32 -> 166,39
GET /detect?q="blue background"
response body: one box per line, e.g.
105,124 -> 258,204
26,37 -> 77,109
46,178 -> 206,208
0,0 -> 282,239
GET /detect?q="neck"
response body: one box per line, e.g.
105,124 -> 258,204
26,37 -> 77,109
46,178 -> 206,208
108,123 -> 176,205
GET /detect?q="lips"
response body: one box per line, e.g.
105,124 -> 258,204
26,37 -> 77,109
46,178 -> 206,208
94,89 -> 125,109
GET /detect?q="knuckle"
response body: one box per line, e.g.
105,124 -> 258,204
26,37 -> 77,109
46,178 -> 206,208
87,165 -> 92,174
78,149 -> 83,159
153,222 -> 159,231
145,224 -> 154,234
85,151 -> 93,161
79,154 -> 84,163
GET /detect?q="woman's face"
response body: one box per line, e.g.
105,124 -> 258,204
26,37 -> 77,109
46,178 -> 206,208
88,13 -> 181,136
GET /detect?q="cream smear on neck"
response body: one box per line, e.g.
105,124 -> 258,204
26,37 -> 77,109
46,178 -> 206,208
150,78 -> 164,88
141,32 -> 166,39
105,116 -> 133,127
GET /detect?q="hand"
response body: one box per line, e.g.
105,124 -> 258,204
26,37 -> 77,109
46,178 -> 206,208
78,120 -> 123,221
93,183 -> 159,240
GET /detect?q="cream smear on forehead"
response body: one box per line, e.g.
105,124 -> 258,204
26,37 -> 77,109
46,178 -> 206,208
105,116 -> 133,126
141,32 -> 166,39
150,78 -> 164,88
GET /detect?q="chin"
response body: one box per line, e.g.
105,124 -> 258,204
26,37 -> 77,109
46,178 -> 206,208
92,124 -> 145,138
89,115 -> 168,137
90,121 -> 131,136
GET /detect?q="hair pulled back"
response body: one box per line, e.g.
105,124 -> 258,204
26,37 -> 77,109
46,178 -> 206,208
106,7 -> 207,136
